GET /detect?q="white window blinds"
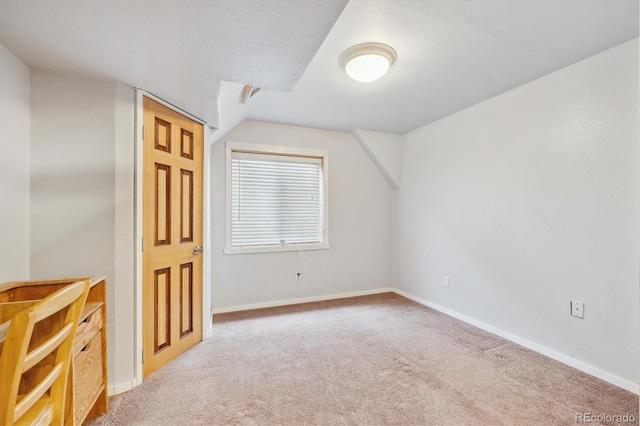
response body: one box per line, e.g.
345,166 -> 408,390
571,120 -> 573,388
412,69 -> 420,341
230,151 -> 323,248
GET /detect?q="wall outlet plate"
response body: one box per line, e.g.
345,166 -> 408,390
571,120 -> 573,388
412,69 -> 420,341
443,275 -> 449,287
571,301 -> 584,319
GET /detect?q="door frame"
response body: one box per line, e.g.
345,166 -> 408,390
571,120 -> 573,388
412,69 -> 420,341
133,89 -> 212,386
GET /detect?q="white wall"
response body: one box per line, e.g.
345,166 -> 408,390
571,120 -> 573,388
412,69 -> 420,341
394,39 -> 639,386
352,129 -> 405,190
211,120 -> 392,309
0,45 -> 30,282
30,71 -> 136,388
113,82 -> 136,388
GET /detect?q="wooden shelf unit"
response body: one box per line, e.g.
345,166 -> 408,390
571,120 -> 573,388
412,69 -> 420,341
0,276 -> 108,425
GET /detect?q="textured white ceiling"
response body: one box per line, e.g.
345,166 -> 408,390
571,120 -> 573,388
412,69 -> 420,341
0,0 -> 348,127
236,0 -> 639,135
1,0 -> 637,136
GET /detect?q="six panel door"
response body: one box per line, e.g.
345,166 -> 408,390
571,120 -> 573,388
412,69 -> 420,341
142,97 -> 203,378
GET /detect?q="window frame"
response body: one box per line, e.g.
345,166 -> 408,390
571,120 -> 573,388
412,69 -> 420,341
224,141 -> 330,255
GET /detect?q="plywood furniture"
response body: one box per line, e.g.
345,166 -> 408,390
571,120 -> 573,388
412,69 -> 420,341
0,279 -> 90,425
0,277 -> 108,425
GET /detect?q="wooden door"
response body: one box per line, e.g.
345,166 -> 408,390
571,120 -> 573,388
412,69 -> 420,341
142,97 -> 203,377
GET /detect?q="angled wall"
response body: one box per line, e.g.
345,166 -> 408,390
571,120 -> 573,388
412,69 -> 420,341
353,129 -> 404,190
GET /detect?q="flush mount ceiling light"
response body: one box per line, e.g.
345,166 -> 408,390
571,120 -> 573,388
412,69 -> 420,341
339,42 -> 397,83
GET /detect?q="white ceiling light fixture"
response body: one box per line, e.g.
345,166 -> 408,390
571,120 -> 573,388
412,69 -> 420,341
339,42 -> 397,83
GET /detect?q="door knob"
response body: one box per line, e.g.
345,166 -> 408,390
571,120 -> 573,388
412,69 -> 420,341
193,245 -> 203,255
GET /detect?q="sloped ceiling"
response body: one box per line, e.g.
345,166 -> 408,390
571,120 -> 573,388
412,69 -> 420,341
225,0 -> 639,135
0,0 -> 637,136
0,0 -> 348,128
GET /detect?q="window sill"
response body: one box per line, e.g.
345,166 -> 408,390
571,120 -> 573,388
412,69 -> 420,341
224,243 -> 330,255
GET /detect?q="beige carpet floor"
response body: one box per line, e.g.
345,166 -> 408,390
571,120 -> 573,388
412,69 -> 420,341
89,293 -> 638,425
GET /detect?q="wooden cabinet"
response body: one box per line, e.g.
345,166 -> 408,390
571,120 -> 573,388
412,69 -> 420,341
71,276 -> 108,424
0,276 -> 108,425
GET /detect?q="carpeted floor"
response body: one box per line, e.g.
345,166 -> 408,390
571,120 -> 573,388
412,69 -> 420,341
89,293 -> 638,425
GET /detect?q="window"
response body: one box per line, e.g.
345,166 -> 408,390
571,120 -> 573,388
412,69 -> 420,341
225,142 -> 329,254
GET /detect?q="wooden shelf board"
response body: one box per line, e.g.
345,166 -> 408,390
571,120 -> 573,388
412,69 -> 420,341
80,302 -> 103,323
77,383 -> 106,425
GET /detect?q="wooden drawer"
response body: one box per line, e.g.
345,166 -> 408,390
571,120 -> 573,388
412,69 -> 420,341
74,332 -> 105,425
73,302 -> 103,356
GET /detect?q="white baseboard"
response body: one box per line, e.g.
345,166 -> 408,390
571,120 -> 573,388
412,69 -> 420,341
115,287 -> 638,397
204,324 -> 213,339
108,378 -> 137,396
211,287 -> 395,315
392,288 -> 640,395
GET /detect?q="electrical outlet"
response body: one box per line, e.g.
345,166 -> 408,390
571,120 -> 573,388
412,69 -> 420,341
570,301 -> 584,319
443,275 -> 449,287
296,271 -> 302,281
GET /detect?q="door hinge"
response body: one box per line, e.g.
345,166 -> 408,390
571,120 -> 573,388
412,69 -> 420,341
141,125 -> 144,140
142,238 -> 144,252
142,349 -> 144,363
